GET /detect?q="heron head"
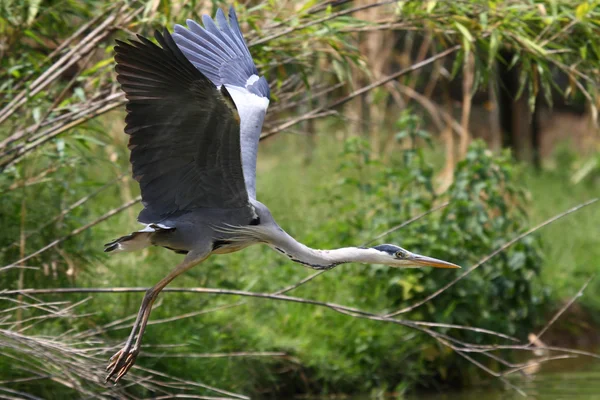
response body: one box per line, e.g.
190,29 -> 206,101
371,244 -> 460,269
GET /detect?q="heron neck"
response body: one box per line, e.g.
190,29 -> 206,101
267,228 -> 378,270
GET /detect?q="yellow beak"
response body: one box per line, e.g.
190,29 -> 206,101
409,254 -> 461,269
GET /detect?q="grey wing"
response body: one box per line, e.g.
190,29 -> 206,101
172,6 -> 269,199
114,30 -> 250,223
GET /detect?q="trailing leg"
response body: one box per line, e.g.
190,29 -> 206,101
105,249 -> 210,383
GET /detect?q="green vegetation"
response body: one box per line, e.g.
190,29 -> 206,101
525,162 -> 600,313
3,121 -> 598,398
1,0 -> 600,398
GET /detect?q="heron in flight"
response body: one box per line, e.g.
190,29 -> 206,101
106,6 -> 459,382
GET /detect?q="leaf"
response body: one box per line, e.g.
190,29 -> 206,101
488,30 -> 499,68
425,0 -> 437,13
576,2 -> 590,20
26,0 -> 42,25
73,87 -> 86,102
85,58 -> 113,75
480,12 -> 488,29
580,44 -> 588,60
72,135 -> 107,147
571,158 -> 599,184
395,131 -> 409,141
32,107 -> 41,123
331,59 -> 346,83
450,50 -> 464,79
519,37 -> 547,56
23,29 -> 45,47
298,0 -> 319,14
454,21 -> 473,53
9,66 -> 21,78
55,138 -> 65,158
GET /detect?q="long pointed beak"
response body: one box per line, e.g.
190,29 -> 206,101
409,253 -> 461,269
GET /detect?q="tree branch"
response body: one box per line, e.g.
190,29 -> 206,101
385,198 -> 599,317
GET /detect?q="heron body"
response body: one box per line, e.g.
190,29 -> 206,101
105,6 -> 459,382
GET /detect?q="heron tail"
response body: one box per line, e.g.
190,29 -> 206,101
104,232 -> 152,253
104,224 -> 175,253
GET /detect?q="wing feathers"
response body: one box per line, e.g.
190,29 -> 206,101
114,29 -> 250,220
172,7 -> 267,97
172,6 -> 270,200
227,8 -> 251,58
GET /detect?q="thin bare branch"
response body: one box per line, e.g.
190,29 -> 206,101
1,174 -> 127,254
0,8 -> 122,125
0,286 -> 534,343
132,365 -> 249,400
363,202 -> 450,246
260,45 -> 461,140
141,351 -> 287,359
412,321 -> 518,342
454,350 -> 527,397
0,197 -> 141,272
532,275 -> 595,343
1,98 -> 126,170
501,355 -> 577,377
385,198 -> 599,317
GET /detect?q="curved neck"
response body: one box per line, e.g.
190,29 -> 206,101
265,227 -> 381,270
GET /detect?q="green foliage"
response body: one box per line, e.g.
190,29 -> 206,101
436,142 -> 546,336
523,151 -> 600,314
395,0 -> 600,109
317,119 -> 546,385
571,152 -> 600,185
1,0 -> 598,398
0,114 -> 552,398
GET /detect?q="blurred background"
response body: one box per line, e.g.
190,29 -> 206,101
1,0 -> 599,398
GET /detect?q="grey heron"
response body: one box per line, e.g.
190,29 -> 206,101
106,6 -> 460,383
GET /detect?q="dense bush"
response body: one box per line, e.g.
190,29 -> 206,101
306,114 -> 547,390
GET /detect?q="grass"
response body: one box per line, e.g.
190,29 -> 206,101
524,170 -> 600,312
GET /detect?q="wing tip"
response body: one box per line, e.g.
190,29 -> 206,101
171,6 -> 269,98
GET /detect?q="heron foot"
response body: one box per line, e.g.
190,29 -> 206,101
105,345 -> 139,383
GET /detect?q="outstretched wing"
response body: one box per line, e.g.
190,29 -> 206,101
172,6 -> 269,199
114,30 -> 250,223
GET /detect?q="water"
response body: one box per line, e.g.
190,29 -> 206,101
318,355 -> 600,399
411,356 -> 600,400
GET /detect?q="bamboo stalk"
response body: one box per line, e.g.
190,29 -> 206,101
459,51 -> 474,158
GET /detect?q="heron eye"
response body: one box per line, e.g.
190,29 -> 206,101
395,250 -> 406,259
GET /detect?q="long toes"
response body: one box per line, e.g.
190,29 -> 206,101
106,366 -> 119,382
106,351 -> 122,372
105,348 -> 138,383
114,352 -> 137,382
105,350 -> 126,381
116,360 -> 133,381
108,350 -> 122,363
